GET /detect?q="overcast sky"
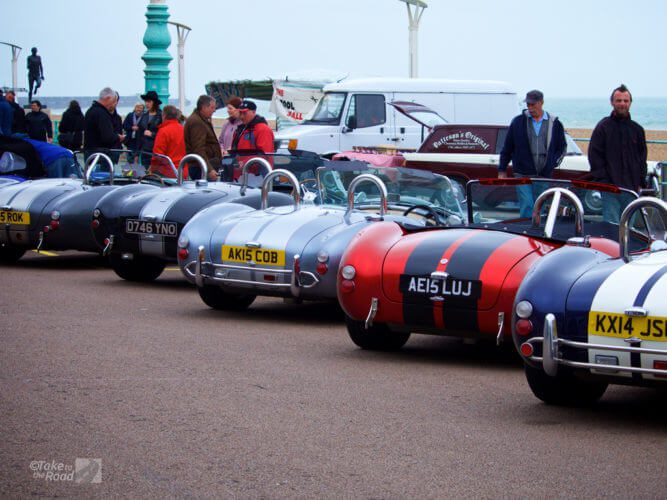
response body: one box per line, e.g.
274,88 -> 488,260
1,0 -> 665,100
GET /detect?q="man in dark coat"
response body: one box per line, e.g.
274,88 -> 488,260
83,87 -> 123,157
5,90 -> 26,134
24,100 -> 53,142
498,89 -> 567,218
184,95 -> 221,180
0,90 -> 13,136
589,84 -> 647,222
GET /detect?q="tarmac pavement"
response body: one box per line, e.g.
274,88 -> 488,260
1,251 -> 665,498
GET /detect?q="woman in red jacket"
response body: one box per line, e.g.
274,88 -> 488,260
150,105 -> 187,178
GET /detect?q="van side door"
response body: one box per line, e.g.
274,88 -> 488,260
339,94 -> 392,150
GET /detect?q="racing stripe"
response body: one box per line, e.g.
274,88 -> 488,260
138,189 -> 187,256
632,265 -> 667,307
440,230 -> 519,332
401,229 -> 470,328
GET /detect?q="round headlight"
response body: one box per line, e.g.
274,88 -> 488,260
341,265 -> 356,280
317,250 -> 329,263
92,209 -> 101,218
515,300 -> 533,319
177,236 -> 189,248
50,211 -> 60,220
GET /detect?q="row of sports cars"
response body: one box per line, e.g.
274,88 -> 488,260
1,150 -> 666,406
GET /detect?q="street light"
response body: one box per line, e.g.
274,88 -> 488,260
0,42 -> 22,91
168,21 -> 191,112
397,0 -> 428,78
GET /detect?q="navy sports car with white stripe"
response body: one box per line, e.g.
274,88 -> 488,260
513,197 -> 667,405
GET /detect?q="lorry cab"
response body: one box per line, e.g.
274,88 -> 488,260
274,77 -> 519,157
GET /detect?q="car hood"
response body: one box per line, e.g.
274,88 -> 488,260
382,228 -> 543,309
210,205 -> 367,265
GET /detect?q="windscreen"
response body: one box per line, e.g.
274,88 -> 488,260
306,92 -> 346,124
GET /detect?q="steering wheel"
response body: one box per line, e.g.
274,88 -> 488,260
139,173 -> 166,186
403,204 -> 443,226
300,178 -> 318,191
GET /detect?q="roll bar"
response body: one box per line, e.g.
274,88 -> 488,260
177,154 -> 208,184
619,197 -> 667,262
532,187 -> 584,239
240,157 -> 273,196
261,169 -> 300,210
151,153 -> 178,179
84,153 -> 115,185
345,174 -> 388,217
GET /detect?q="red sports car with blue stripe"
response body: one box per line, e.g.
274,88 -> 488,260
337,178 -> 644,351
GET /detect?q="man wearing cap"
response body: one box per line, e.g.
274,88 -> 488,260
498,90 -> 566,218
184,95 -> 221,180
232,100 -> 275,154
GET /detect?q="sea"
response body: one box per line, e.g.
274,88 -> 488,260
23,95 -> 667,130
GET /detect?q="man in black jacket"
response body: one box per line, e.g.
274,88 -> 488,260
24,100 -> 53,142
589,84 -> 647,223
84,87 -> 123,157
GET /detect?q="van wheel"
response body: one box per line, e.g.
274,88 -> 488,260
198,285 -> 256,311
109,253 -> 166,282
0,244 -> 26,264
345,315 -> 410,351
524,365 -> 607,406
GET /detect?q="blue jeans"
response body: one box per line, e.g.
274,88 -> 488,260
602,193 -> 622,224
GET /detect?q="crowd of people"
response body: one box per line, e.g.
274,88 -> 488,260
0,85 -> 276,181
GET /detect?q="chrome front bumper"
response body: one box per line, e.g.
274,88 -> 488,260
182,252 -> 320,297
521,314 -> 667,377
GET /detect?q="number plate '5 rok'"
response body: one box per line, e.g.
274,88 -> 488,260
222,245 -> 286,266
0,210 -> 30,225
125,219 -> 177,236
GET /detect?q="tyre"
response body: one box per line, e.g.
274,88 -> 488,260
109,253 -> 166,282
345,315 -> 410,351
198,285 -> 256,311
524,365 -> 608,406
0,244 -> 26,264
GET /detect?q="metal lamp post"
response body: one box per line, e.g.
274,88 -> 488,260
168,21 -> 191,112
0,42 -> 22,91
398,0 -> 428,78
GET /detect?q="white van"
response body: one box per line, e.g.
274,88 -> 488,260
274,77 -> 519,157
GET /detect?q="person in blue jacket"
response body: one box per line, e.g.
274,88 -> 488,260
23,138 -> 80,177
0,89 -> 14,136
498,90 -> 567,218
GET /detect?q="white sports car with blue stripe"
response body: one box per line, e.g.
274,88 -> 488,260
513,197 -> 667,405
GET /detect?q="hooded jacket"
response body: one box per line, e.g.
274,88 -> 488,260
232,114 -> 275,153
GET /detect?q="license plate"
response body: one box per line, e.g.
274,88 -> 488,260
399,274 -> 481,300
0,210 -> 30,225
125,219 -> 177,236
588,311 -> 667,341
222,245 -> 286,266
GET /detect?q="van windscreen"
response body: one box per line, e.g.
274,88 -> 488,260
306,92 -> 346,124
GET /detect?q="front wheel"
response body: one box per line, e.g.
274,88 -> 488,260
0,244 -> 26,264
198,285 -> 256,311
524,365 -> 608,406
345,315 -> 410,351
109,253 -> 166,282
